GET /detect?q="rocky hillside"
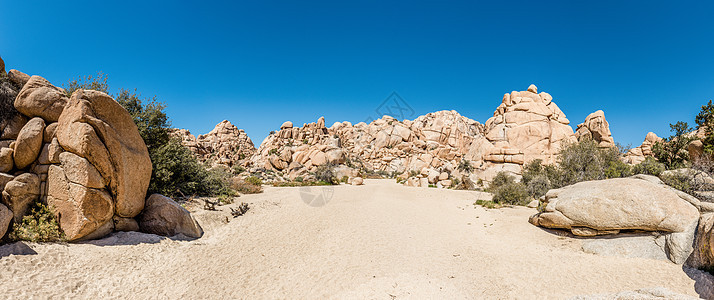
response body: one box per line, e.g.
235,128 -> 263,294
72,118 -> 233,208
171,120 -> 256,168
243,84 -> 627,186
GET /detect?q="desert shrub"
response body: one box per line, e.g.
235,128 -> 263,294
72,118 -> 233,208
295,176 -> 304,182
230,177 -> 263,194
660,171 -> 693,194
315,164 -> 338,184
0,75 -> 19,125
558,139 -> 628,186
63,72 -> 109,96
457,159 -> 474,173
341,175 -> 349,183
632,157 -> 665,176
652,121 -> 694,170
149,138 -> 234,197
521,159 -> 560,198
116,89 -> 169,152
695,100 -> 714,155
10,202 -> 65,242
488,171 -> 516,191
525,175 -> 550,200
492,181 -> 530,205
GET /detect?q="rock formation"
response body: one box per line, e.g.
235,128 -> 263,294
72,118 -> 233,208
529,175 -> 701,264
0,56 -> 200,242
172,120 -> 255,167
138,194 -> 203,238
623,132 -> 662,164
247,85 -> 597,185
575,110 -> 615,147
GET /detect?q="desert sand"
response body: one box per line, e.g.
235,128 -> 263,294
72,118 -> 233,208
0,179 -> 711,299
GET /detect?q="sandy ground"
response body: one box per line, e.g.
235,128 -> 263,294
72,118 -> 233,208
0,179 -> 712,299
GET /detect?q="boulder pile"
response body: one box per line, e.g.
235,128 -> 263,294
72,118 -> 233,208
171,120 -> 255,168
246,85 -> 619,186
0,57 -> 201,242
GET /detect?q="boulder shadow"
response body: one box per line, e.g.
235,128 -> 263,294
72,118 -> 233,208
79,231 -> 194,247
0,241 -> 38,258
682,267 -> 714,299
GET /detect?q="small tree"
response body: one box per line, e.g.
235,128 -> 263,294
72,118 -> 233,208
652,121 -> 693,169
695,100 -> 714,155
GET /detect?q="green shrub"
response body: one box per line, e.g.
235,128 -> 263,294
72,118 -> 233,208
314,164 -> 338,184
632,157 -> 665,176
245,176 -> 263,186
10,202 -> 65,242
525,174 -> 550,199
557,139 -> 627,186
652,121 -> 694,170
63,72 -> 109,96
488,171 -> 515,191
695,100 -> 714,155
295,176 -> 304,182
458,159 -> 474,173
660,171 -> 693,194
341,175 -> 349,183
231,177 -> 263,194
492,181 -> 530,205
521,159 -> 559,198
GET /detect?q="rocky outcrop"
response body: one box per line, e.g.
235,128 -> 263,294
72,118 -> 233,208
138,194 -> 203,238
172,120 -> 255,167
529,175 -> 700,264
575,110 -> 614,147
0,57 -> 160,242
623,132 -> 661,164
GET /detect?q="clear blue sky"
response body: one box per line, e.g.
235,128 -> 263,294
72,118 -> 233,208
2,1 -> 713,147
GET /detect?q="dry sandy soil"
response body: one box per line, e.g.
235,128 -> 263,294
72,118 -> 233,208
0,179 -> 712,299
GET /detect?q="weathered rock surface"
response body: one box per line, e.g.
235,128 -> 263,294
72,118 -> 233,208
7,69 -> 30,88
0,203 -> 11,238
171,120 -> 255,167
0,147 -> 12,173
529,176 -> 700,264
13,117 -> 45,169
575,110 -> 614,148
623,132 -> 661,164
351,177 -> 364,185
138,194 -> 203,238
14,76 -> 69,122
688,213 -> 714,270
47,165 -> 114,241
57,89 -> 151,218
1,173 -> 40,222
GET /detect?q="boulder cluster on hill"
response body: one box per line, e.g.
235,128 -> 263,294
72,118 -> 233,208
184,84 -> 657,187
0,56 -> 202,242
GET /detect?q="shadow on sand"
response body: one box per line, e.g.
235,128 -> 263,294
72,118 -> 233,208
0,241 -> 38,258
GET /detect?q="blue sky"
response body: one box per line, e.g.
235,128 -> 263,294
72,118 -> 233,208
2,1 -> 713,147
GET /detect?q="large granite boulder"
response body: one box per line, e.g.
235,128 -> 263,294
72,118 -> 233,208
57,89 -> 151,218
529,176 -> 700,264
0,203 -> 11,238
1,173 -> 40,223
14,76 -> 69,122
13,117 -> 45,169
138,194 -> 203,238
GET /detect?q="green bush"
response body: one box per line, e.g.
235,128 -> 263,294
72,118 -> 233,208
231,176 -> 263,194
492,181 -> 530,205
660,171 -> 693,194
632,157 -> 665,176
557,139 -> 628,186
695,100 -> 714,155
521,159 -> 559,198
10,202 -> 65,242
245,176 -> 263,186
457,159 -> 474,173
526,174 -> 550,199
652,121 -> 694,170
314,164 -> 338,184
488,171 -> 516,191
295,176 -> 304,182
63,72 -> 109,96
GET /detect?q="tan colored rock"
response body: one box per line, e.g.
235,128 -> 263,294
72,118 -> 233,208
527,84 -> 538,93
1,173 -> 40,222
47,165 -> 114,241
623,132 -> 662,164
114,216 -> 140,232
0,147 -> 12,173
7,69 -> 30,88
170,120 -> 255,167
59,152 -> 105,189
138,194 -> 203,238
43,122 -> 58,143
57,89 -> 151,218
529,176 -> 699,264
351,177 -> 364,185
13,117 -> 45,169
576,110 -> 615,147
15,76 -> 69,122
0,114 -> 28,140
0,202 -> 12,238
689,140 -> 704,162
281,121 -> 293,129
0,55 -> 4,74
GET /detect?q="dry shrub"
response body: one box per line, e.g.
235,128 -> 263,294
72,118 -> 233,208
231,176 -> 263,194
